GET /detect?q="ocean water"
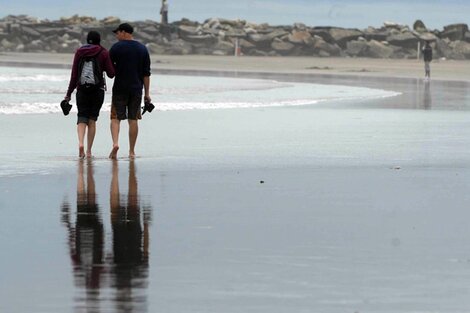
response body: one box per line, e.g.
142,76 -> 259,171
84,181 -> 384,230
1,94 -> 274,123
0,66 -> 400,114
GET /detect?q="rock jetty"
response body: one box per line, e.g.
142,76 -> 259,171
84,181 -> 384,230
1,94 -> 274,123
1,14 -> 470,59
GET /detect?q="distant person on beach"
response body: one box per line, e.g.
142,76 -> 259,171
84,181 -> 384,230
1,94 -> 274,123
160,0 -> 169,24
422,40 -> 433,80
65,31 -> 115,159
108,23 -> 151,159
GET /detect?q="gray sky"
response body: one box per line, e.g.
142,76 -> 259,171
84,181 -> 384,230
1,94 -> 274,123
1,0 -> 469,29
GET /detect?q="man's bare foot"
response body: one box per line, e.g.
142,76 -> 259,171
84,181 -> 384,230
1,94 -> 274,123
129,151 -> 136,159
79,146 -> 85,159
109,145 -> 119,159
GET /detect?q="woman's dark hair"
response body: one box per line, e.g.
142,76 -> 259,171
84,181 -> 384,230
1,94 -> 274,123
87,31 -> 101,45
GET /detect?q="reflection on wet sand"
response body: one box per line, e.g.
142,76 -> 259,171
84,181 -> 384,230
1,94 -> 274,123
423,80 -> 432,110
61,160 -> 151,313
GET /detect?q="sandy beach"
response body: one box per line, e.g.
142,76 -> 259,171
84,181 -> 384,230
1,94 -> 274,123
2,51 -> 470,81
1,53 -> 470,313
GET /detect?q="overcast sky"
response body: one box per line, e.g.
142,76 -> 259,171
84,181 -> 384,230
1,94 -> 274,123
1,0 -> 469,29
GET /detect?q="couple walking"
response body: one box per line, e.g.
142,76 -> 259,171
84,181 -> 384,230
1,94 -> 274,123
64,23 -> 151,159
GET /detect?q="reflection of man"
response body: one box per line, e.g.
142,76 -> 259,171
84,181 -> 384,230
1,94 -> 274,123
110,160 -> 150,309
61,161 -> 104,296
423,79 -> 432,110
61,160 -> 152,311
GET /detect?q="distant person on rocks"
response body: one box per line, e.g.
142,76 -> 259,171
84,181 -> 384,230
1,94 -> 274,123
422,40 -> 433,80
108,23 -> 151,159
160,0 -> 169,24
65,30 -> 115,159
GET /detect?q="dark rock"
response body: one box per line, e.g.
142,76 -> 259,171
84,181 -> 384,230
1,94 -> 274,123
365,40 -> 394,58
328,27 -> 363,48
287,30 -> 312,44
386,32 -> 418,49
271,38 -> 295,55
413,20 -> 427,32
363,27 -> 389,41
440,23 -> 468,41
21,25 -> 41,38
311,28 -> 336,44
450,40 -> 470,59
346,40 -> 368,56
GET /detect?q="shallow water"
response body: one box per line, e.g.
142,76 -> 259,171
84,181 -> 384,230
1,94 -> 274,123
3,161 -> 470,313
0,66 -> 398,114
2,71 -> 470,312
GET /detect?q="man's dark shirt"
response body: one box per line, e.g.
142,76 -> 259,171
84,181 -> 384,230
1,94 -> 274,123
109,40 -> 151,95
423,45 -> 432,62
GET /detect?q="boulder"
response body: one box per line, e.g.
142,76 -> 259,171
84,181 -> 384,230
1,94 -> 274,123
239,38 -> 255,49
271,38 -> 295,55
313,38 -> 341,56
146,43 -> 166,54
224,29 -> 246,38
184,34 -> 216,45
365,40 -> 394,58
311,28 -> 336,44
21,26 -> 41,38
141,25 -> 160,36
440,23 -> 468,41
287,30 -> 312,44
418,32 -> 438,42
413,20 -> 427,32
1,38 -> 15,50
362,27 -> 389,41
167,39 -> 193,55
328,27 -> 363,48
386,32 -> 418,49
101,16 -> 120,25
247,33 -> 272,48
346,40 -> 368,56
15,43 -> 25,52
450,40 -> 470,59
135,31 -> 155,43
435,38 -> 453,58
35,26 -> 65,36
178,25 -> 199,37
213,39 -> 235,53
264,28 -> 289,41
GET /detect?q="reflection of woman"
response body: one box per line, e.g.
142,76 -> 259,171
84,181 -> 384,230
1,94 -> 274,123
61,161 -> 104,292
110,160 -> 150,305
61,160 -> 151,311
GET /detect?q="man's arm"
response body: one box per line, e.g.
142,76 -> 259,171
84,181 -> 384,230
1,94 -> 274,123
143,76 -> 151,102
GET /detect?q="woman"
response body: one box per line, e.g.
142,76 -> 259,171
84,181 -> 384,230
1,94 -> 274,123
65,31 -> 115,158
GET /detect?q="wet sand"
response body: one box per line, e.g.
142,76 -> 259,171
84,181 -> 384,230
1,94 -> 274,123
2,51 -> 470,81
1,54 -> 470,312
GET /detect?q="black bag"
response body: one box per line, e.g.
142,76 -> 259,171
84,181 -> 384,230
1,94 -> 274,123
77,48 -> 104,91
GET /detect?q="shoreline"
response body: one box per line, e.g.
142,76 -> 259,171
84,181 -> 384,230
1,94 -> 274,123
1,52 -> 470,82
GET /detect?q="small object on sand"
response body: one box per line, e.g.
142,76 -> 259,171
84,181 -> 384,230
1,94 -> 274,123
393,166 -> 401,170
260,180 -> 264,184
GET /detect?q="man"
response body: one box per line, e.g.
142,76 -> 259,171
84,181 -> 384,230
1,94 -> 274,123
64,31 -> 115,159
109,23 -> 151,159
422,41 -> 432,80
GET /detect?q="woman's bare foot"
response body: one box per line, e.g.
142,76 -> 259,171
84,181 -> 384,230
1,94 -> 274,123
79,146 -> 85,159
86,151 -> 93,159
109,145 -> 119,159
